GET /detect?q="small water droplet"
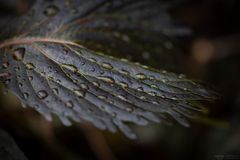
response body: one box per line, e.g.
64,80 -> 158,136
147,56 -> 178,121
140,96 -> 146,100
92,81 -> 100,87
150,84 -> 158,89
26,63 -> 35,70
178,74 -> 186,79
66,101 -> 74,108
162,79 -> 167,83
80,83 -> 89,90
97,76 -> 115,84
149,76 -> 156,80
12,48 -> 25,61
23,92 -> 29,99
2,62 -> 9,69
52,88 -> 59,94
44,5 -> 59,17
89,58 -> 97,63
136,73 -> 147,80
37,90 -> 48,99
126,107 -> 133,112
62,64 -> 78,73
28,76 -> 33,81
98,95 -> 107,100
148,91 -> 157,96
18,83 -> 23,87
102,62 -> 113,70
74,89 -> 85,98
119,69 -> 130,75
118,82 -> 129,88
137,87 -> 143,92
117,95 -> 128,101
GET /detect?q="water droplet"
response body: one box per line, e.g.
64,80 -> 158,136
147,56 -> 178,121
102,62 -> 113,70
37,90 -> 48,99
118,82 -> 129,88
18,83 -> 23,87
148,91 -> 157,96
162,70 -> 167,74
28,76 -> 33,81
97,76 -> 115,84
98,95 -> 107,100
62,64 -> 78,73
23,92 -> 29,99
2,62 -> 9,69
52,88 -> 59,94
137,87 -> 143,92
126,107 -> 133,112
44,5 -> 59,17
178,74 -> 186,79
89,58 -> 97,63
149,76 -> 156,80
15,67 -> 20,71
119,69 -> 130,75
150,84 -> 158,89
162,79 -> 167,83
92,81 -> 100,87
26,63 -> 35,70
74,89 -> 85,98
12,48 -> 25,61
80,83 -> 89,90
117,95 -> 128,101
66,101 -> 74,108
140,96 -> 146,100
136,73 -> 147,80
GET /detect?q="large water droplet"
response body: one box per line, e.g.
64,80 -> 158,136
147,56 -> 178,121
37,90 -> 48,99
44,5 -> 59,17
12,48 -> 25,61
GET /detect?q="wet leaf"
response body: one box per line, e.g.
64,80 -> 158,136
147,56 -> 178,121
0,0 -> 217,139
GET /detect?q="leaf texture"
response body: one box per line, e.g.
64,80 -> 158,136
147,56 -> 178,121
0,0 -> 217,139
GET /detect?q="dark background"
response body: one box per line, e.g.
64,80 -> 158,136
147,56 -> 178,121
1,0 -> 240,160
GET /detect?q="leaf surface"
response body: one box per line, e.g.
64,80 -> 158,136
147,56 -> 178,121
0,0 -> 217,139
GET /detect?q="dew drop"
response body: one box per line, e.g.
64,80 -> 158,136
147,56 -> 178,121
140,96 -> 146,100
52,88 -> 59,94
98,95 -> 107,100
66,101 -> 74,108
89,58 -> 97,63
101,62 -> 113,70
136,73 -> 147,80
117,95 -> 128,101
150,84 -> 158,89
148,91 -> 157,96
80,83 -> 89,90
62,64 -> 78,73
118,82 -> 129,88
23,92 -> 29,99
28,76 -> 33,81
126,107 -> 133,112
19,83 -> 23,87
26,63 -> 35,70
137,87 -> 143,92
37,90 -> 48,99
74,89 -> 85,98
44,5 -> 59,17
119,69 -> 130,75
2,62 -> 9,69
92,81 -> 100,87
12,48 -> 25,61
97,76 -> 115,84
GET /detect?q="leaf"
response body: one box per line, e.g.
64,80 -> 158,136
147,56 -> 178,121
0,0 -> 217,139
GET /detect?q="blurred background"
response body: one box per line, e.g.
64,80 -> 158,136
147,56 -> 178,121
0,0 -> 240,160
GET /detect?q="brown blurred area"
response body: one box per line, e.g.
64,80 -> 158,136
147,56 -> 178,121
1,0 -> 240,160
